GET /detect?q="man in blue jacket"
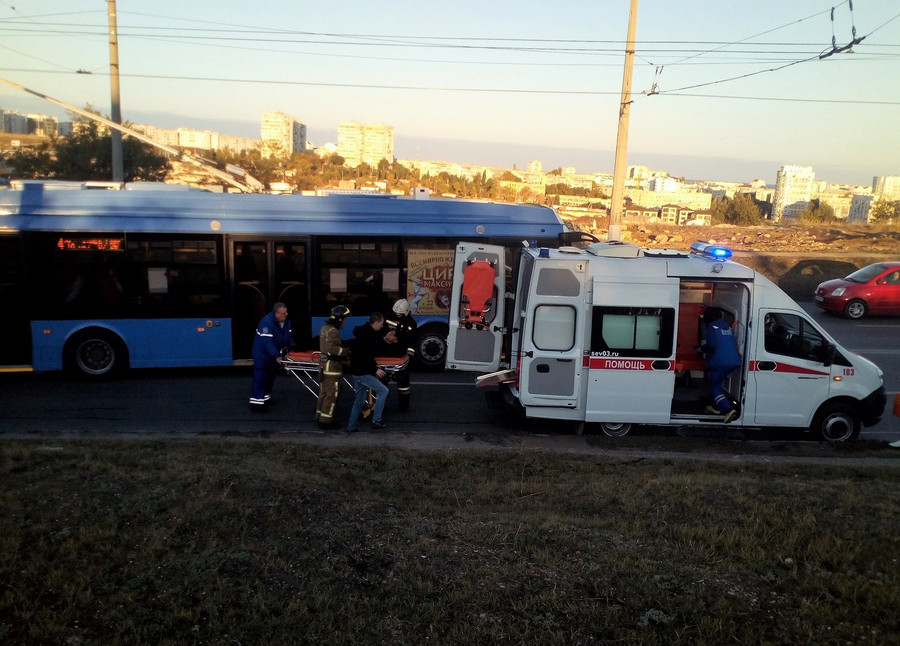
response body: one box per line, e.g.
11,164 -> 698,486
249,302 -> 293,412
698,306 -> 741,423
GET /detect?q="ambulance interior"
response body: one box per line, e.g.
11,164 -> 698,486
672,281 -> 750,418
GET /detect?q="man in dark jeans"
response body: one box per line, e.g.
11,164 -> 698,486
346,312 -> 389,431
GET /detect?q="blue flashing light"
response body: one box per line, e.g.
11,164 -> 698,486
690,241 -> 733,259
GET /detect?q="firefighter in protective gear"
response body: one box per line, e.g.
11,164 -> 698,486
315,305 -> 350,429
384,298 -> 417,411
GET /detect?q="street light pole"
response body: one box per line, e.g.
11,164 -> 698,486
107,0 -> 124,182
608,0 -> 639,242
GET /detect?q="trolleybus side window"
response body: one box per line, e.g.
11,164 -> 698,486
318,240 -> 401,314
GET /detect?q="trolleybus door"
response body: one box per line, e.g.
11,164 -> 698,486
230,239 -> 308,360
0,236 -> 30,368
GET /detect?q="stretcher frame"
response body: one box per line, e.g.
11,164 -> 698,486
282,351 -> 409,400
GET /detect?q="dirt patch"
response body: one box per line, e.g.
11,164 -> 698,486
610,223 -> 900,299
619,222 -> 900,255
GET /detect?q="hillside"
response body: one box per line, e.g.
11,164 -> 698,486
584,222 -> 900,300
616,222 -> 900,255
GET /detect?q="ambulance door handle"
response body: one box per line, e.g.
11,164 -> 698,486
557,358 -> 573,363
522,351 -> 533,358
758,361 -> 777,371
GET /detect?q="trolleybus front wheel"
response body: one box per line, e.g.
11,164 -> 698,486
65,329 -> 128,378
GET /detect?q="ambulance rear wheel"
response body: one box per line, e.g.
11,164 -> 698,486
811,401 -> 860,444
600,422 -> 632,438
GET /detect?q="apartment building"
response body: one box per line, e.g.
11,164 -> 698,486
773,164 -> 815,219
1,109 -> 37,134
623,187 -> 712,211
847,194 -> 874,223
261,112 -> 307,158
337,122 -> 394,168
873,175 -> 900,201
134,124 -> 257,153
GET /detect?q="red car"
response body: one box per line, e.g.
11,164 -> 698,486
814,261 -> 900,319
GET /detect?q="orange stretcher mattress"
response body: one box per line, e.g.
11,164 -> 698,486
284,351 -> 408,371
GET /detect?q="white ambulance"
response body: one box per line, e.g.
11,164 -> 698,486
446,240 -> 886,443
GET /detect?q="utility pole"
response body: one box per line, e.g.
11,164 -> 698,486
608,0 -> 638,242
107,0 -> 124,182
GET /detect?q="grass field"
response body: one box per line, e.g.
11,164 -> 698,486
2,438 -> 899,645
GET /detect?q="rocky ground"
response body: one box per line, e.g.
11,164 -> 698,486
617,222 -> 900,255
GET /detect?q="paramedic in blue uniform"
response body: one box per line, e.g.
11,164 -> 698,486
698,306 -> 741,423
249,302 -> 293,412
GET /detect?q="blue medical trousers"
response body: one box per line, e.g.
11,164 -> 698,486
708,366 -> 736,413
250,359 -> 277,407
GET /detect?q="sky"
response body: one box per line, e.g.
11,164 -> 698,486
1,0 -> 899,186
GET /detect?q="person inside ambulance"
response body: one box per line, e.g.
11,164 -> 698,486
698,306 -> 741,423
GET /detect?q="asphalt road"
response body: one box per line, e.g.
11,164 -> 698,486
0,301 -> 898,444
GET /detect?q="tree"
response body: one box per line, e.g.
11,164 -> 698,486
710,194 -> 763,225
796,199 -> 837,224
730,193 -> 764,225
6,145 -> 54,178
8,112 -> 169,182
870,199 -> 900,223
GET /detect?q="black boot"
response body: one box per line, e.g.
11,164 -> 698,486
399,393 -> 410,412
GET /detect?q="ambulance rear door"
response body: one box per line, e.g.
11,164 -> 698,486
446,243 -> 506,372
517,255 -> 589,409
585,271 -> 680,424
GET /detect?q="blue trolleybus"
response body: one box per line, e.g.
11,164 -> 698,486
0,181 -> 570,376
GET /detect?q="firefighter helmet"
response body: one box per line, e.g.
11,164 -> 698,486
329,305 -> 350,321
392,299 -> 411,316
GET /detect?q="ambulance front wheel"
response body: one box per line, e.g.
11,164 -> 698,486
600,422 -> 632,438
811,401 -> 860,444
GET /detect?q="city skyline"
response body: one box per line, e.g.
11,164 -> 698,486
1,1 -> 899,186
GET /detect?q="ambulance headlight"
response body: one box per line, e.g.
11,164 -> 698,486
831,287 -> 846,297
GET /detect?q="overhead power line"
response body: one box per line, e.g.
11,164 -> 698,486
2,67 -> 898,106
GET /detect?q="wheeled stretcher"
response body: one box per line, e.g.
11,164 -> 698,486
282,351 -> 409,398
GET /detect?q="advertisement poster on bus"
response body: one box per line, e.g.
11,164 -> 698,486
406,249 -> 454,315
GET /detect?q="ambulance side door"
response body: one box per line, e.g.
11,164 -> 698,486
584,274 -> 680,423
517,258 -> 588,409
